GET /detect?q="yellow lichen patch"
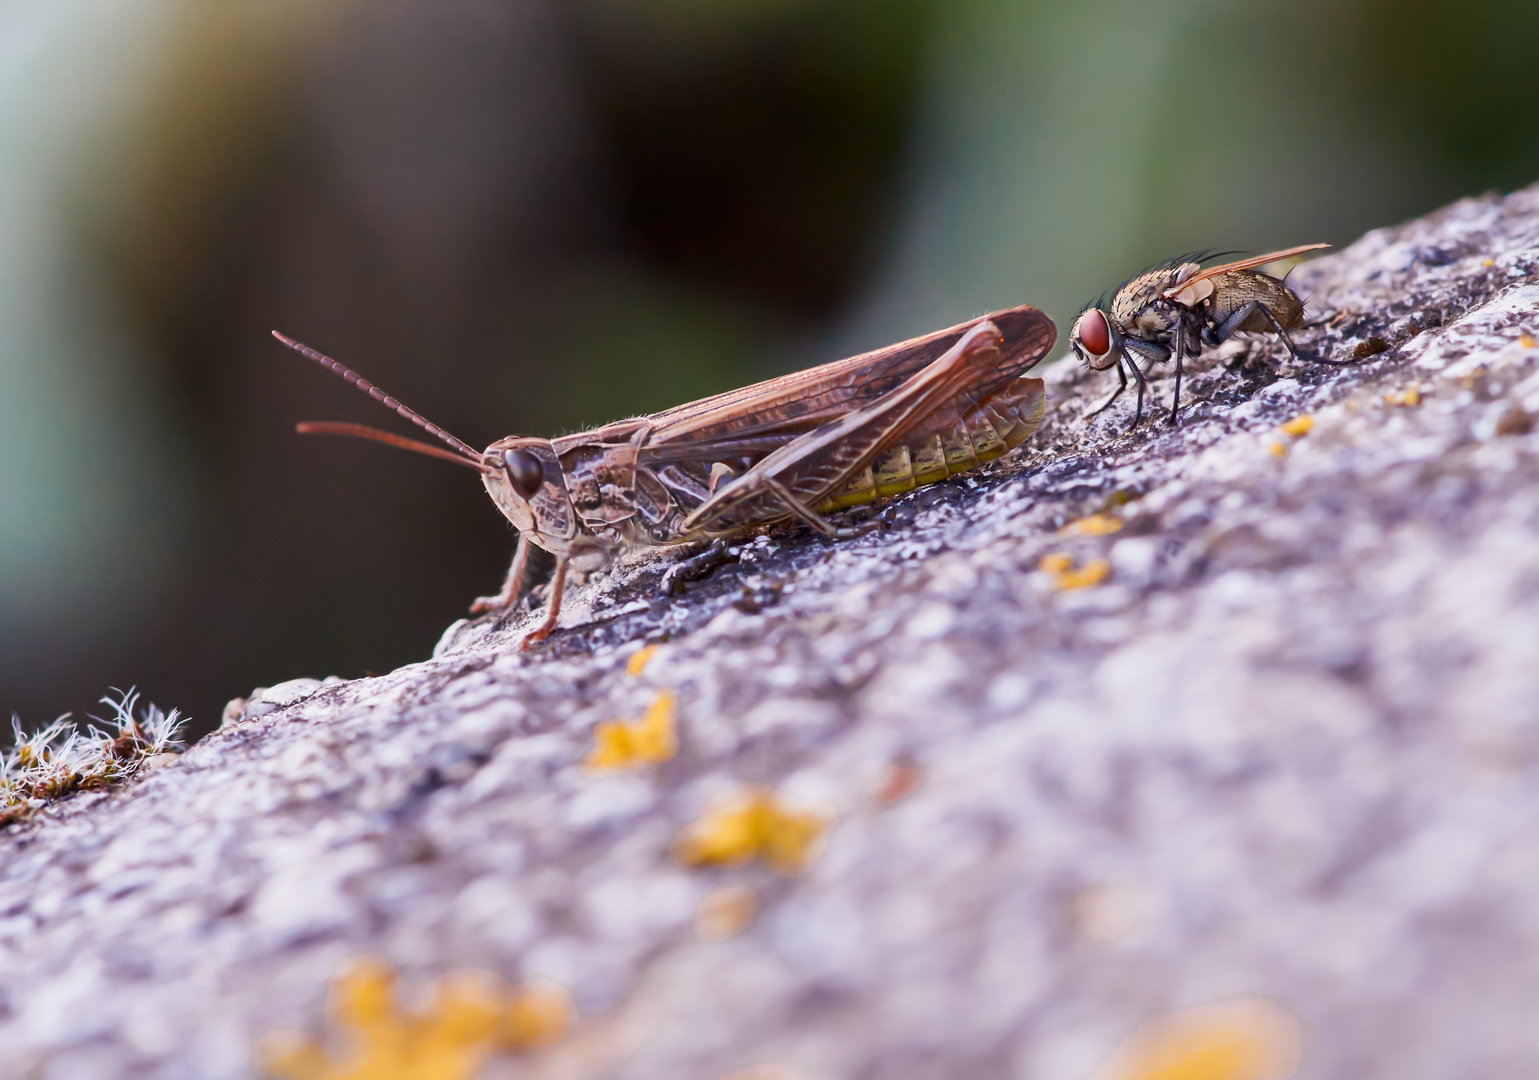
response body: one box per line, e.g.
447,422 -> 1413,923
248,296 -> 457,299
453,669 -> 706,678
1279,414 -> 1314,438
1484,258 -> 1497,267
674,785 -> 830,874
1040,552 -> 1112,591
257,957 -> 573,1080
1061,513 -> 1124,537
1384,384 -> 1422,407
626,644 -> 660,676
502,981 -> 575,1049
1268,442 -> 1288,459
1091,998 -> 1301,1080
1522,333 -> 1538,350
584,690 -> 678,772
695,884 -> 759,941
1040,552 -> 1074,575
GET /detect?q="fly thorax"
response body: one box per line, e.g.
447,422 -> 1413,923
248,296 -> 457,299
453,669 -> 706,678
1133,304 -> 1177,338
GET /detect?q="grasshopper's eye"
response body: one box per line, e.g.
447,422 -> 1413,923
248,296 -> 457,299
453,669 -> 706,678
1074,308 -> 1111,358
503,448 -> 544,499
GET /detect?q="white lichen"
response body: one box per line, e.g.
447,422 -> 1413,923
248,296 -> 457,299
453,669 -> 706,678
1,688 -> 186,827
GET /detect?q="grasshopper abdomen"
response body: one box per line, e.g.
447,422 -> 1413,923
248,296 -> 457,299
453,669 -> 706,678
824,374 -> 1046,510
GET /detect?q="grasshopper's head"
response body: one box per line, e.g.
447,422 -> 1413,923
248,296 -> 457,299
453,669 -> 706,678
1070,307 -> 1122,370
482,437 -> 576,550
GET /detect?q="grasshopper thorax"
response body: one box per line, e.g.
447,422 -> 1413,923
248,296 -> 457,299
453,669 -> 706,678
482,436 -> 578,552
1070,307 -> 1122,370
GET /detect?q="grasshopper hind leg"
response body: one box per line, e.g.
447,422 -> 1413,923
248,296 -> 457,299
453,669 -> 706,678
764,478 -> 876,540
660,538 -> 736,597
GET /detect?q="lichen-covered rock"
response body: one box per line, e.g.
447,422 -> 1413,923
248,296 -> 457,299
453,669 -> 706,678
4,186 -> 1539,1080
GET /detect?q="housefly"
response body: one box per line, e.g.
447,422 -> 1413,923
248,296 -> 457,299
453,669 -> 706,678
1070,244 -> 1330,426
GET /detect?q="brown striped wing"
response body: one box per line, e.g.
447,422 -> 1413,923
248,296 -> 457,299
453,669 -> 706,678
678,319 -> 1033,535
640,304 -> 1055,465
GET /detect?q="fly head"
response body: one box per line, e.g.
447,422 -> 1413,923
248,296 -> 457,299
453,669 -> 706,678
1071,307 -> 1123,371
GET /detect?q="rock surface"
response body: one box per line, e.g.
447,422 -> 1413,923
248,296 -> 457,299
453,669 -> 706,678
5,186 -> 1539,1080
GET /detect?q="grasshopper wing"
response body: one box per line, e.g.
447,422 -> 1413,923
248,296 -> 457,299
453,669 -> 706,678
642,304 -> 1054,465
681,319 -> 1019,535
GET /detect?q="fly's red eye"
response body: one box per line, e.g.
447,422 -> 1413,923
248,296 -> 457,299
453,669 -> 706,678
1077,309 -> 1111,356
503,448 -> 545,500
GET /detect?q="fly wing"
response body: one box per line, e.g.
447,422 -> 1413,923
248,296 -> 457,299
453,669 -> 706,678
681,319 -> 1020,534
641,304 -> 1054,464
1160,243 -> 1329,301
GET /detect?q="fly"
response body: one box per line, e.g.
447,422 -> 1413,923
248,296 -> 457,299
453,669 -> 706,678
1069,244 -> 1331,426
274,305 -> 1056,648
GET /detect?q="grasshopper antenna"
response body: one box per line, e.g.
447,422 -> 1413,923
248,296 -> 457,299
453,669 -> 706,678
272,331 -> 488,470
294,422 -> 489,471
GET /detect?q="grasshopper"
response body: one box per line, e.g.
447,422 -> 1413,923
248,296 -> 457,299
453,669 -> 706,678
275,304 -> 1055,648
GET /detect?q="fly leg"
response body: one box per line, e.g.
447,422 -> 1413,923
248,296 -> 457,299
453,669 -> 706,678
1212,301 -> 1354,367
471,533 -> 530,614
1119,339 -> 1164,429
1210,300 -> 1300,358
1127,351 -> 1154,428
1085,360 -> 1128,419
1167,321 -> 1187,426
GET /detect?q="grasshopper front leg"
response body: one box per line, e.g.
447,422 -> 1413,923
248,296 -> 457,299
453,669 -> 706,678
518,554 -> 569,650
518,537 -> 610,649
469,532 -> 567,649
472,533 -> 531,614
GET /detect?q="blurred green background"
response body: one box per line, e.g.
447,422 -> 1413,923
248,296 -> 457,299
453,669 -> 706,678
3,0 -> 1537,739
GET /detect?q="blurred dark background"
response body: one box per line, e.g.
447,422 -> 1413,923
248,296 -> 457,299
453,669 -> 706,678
3,0 -> 1537,740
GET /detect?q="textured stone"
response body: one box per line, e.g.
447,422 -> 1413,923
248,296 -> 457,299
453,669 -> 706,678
4,185 -> 1539,1079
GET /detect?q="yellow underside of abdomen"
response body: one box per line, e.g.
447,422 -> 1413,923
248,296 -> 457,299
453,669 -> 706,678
816,376 -> 1047,513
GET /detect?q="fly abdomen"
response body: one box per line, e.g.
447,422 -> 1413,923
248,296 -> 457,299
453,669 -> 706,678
1203,270 -> 1304,331
820,375 -> 1046,511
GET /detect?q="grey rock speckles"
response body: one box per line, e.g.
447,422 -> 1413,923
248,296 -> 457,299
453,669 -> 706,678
7,185 -> 1539,1079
